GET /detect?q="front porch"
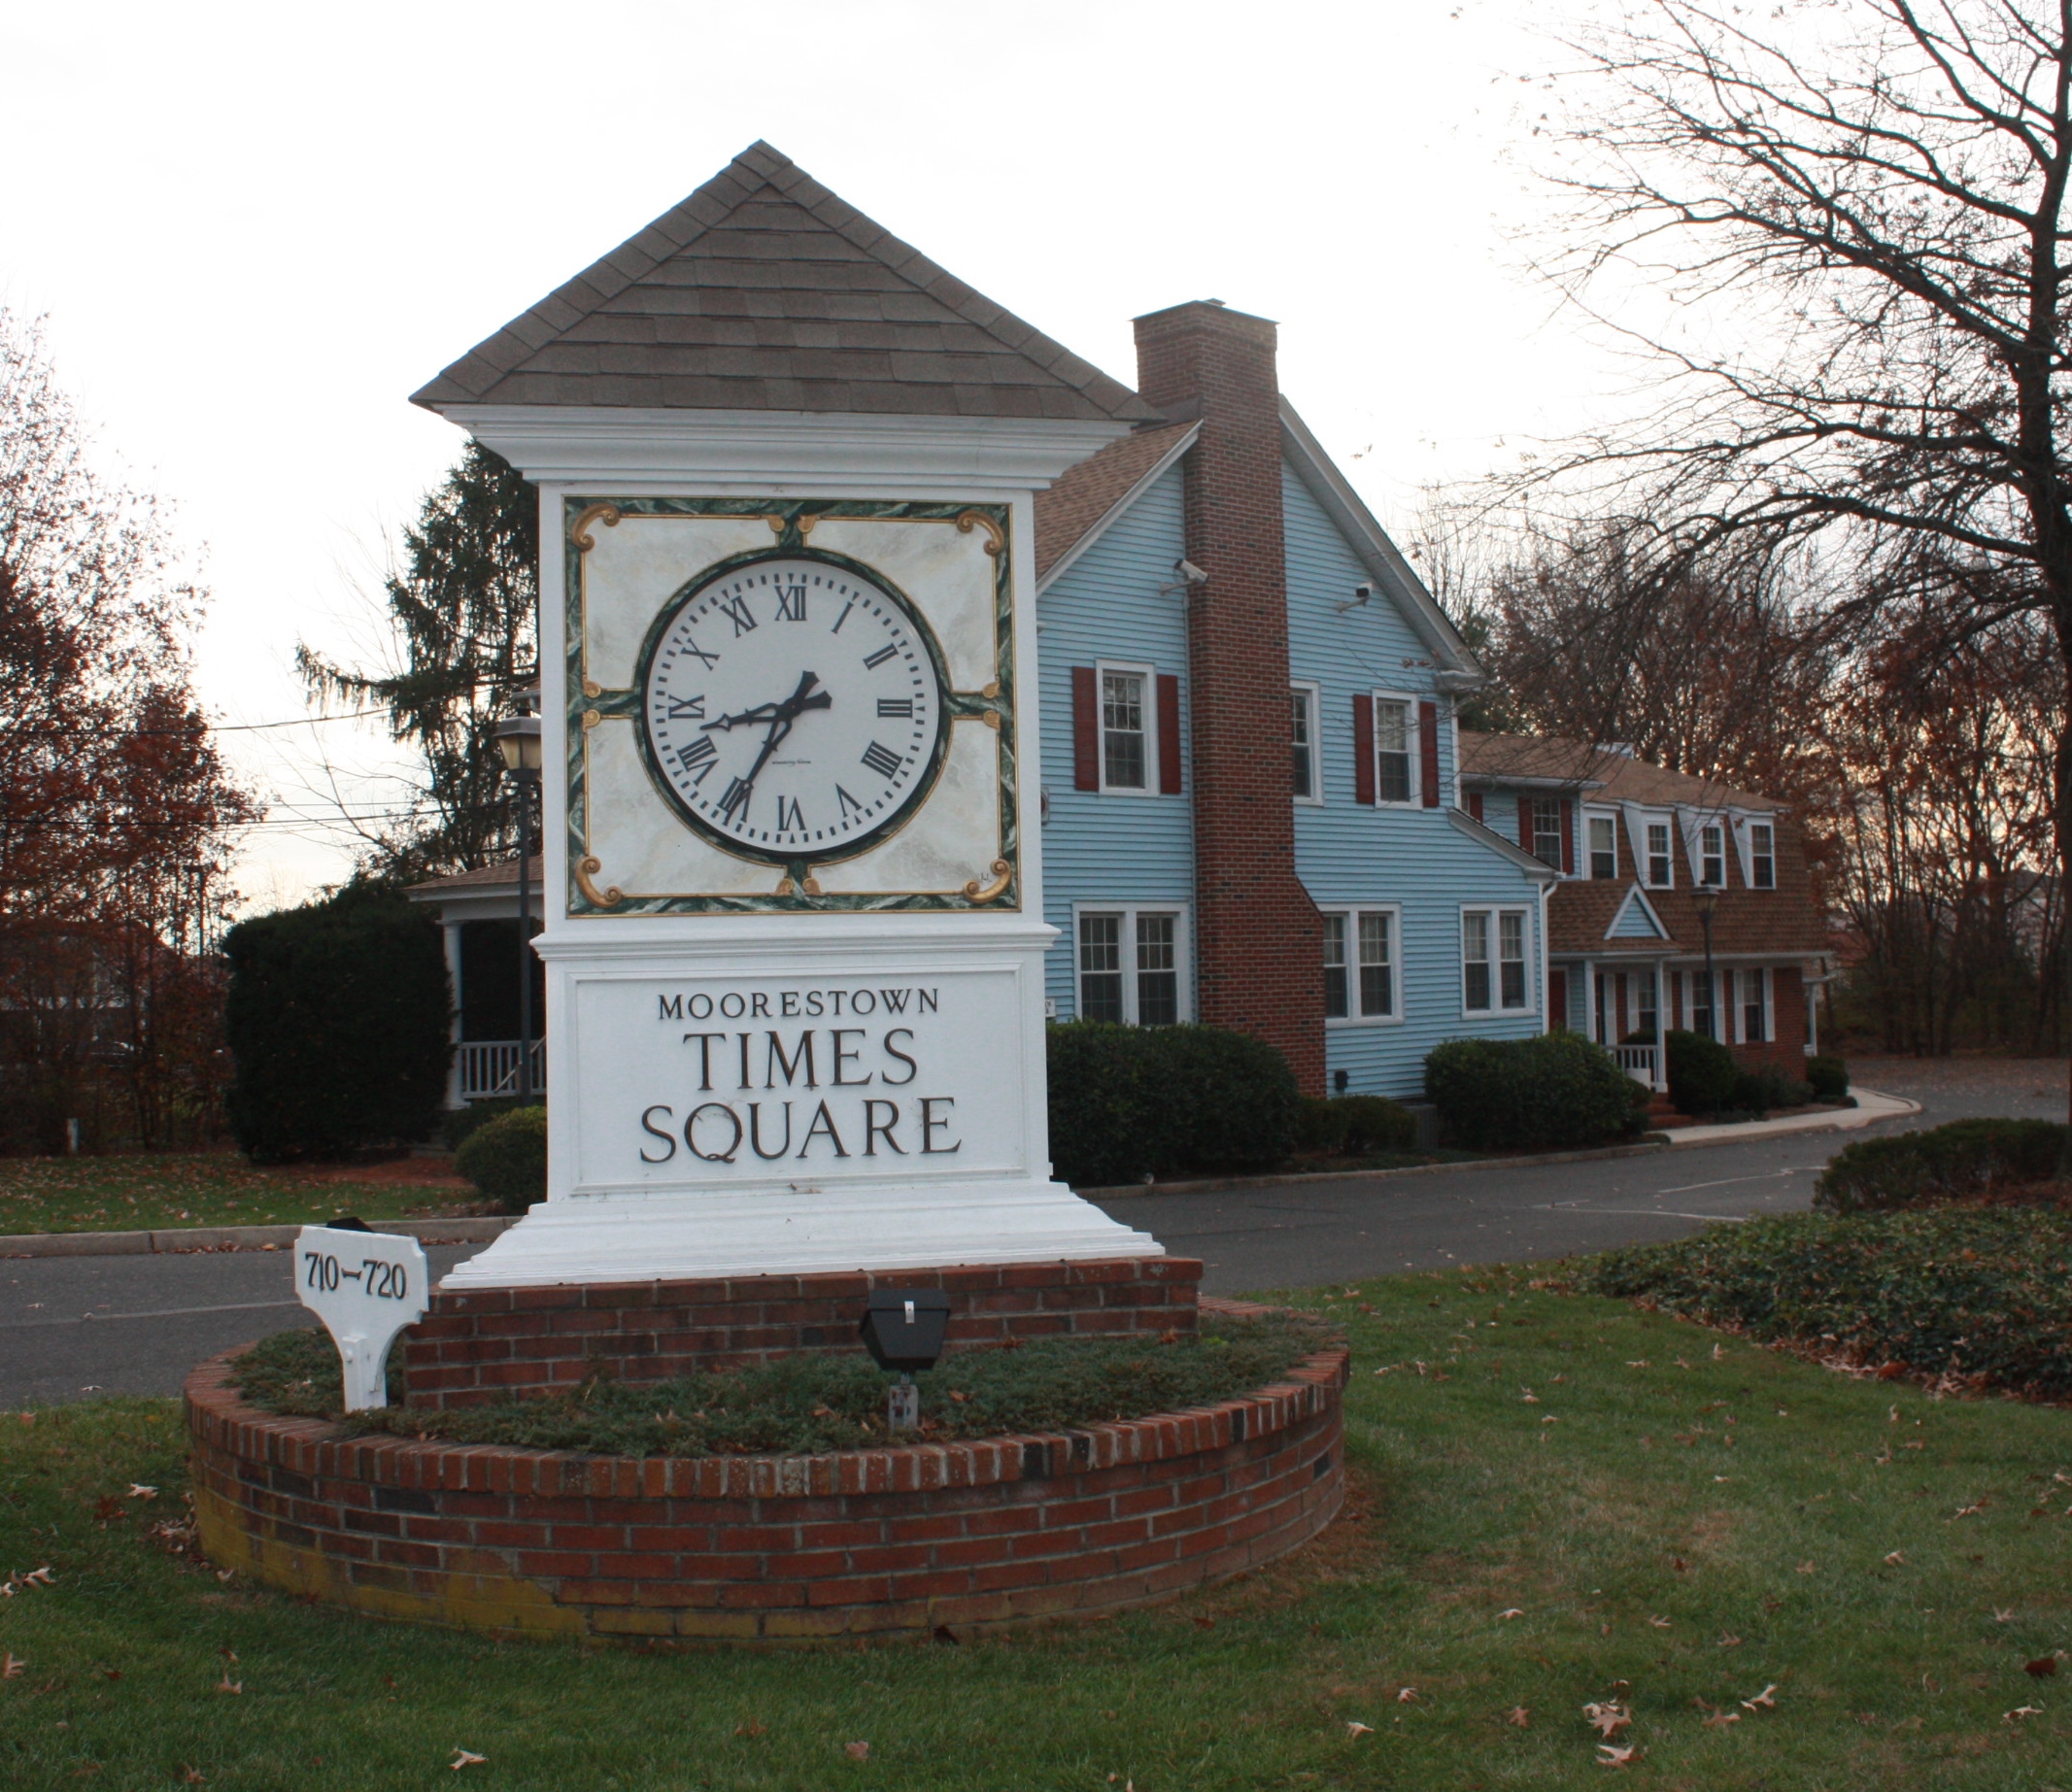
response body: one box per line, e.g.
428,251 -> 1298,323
406,858 -> 546,1108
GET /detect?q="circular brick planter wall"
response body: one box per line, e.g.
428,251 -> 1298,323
187,1340 -> 1347,1642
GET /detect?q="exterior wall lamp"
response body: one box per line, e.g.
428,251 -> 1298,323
860,1290 -> 951,1431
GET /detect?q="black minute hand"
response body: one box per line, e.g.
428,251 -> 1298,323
724,673 -> 832,817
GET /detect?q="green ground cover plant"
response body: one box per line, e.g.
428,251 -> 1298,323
229,1313 -> 1332,1455
1816,1118 -> 2066,1213
5,1270 -> 2070,1787
0,1154 -> 484,1235
1586,1207 -> 2072,1399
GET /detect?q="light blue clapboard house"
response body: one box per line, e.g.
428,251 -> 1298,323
1032,300 -> 1555,1100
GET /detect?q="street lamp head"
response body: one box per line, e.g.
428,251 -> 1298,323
493,715 -> 543,777
1690,886 -> 1719,922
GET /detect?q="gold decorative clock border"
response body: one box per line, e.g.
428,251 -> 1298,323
560,496 -> 1020,917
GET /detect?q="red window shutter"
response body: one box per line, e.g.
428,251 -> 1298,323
1560,798 -> 1575,874
1071,666 -> 1098,791
1468,791 -> 1484,823
1157,674 -> 1182,795
1352,694 -> 1376,805
1518,797 -> 1534,851
1418,701 -> 1441,808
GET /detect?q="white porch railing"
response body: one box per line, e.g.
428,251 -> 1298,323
1613,1043 -> 1660,1089
458,1039 -> 546,1100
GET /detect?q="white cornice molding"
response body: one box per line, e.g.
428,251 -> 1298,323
437,406 -> 1132,490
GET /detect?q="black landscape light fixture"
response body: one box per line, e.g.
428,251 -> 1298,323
860,1289 -> 951,1431
1690,885 -> 1719,1044
492,692 -> 543,1102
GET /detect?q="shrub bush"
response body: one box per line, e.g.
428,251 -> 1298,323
440,1097 -> 540,1154
1046,1022 -> 1299,1188
454,1103 -> 547,1212
1663,1029 -> 1738,1116
1293,1094 -> 1417,1157
1424,1031 -> 1640,1151
1814,1117 -> 2066,1214
1335,1094 -> 1416,1153
1584,1207 -> 2072,1399
1806,1055 -> 1850,1102
1729,1065 -> 1816,1114
223,884 -> 453,1163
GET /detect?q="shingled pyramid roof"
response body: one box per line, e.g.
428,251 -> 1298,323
412,142 -> 1156,424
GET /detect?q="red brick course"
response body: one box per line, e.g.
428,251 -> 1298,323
187,1312 -> 1347,1642
401,1257 -> 1201,1410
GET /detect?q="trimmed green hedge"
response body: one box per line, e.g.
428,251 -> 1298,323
1664,1029 -> 1738,1116
1047,1022 -> 1298,1188
1814,1118 -> 2065,1214
1585,1207 -> 2072,1398
1295,1094 -> 1417,1156
454,1103 -> 547,1212
223,885 -> 452,1163
1729,1065 -> 1816,1114
1424,1031 -> 1642,1151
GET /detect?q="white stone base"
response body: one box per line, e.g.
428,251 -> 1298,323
438,1179 -> 1162,1290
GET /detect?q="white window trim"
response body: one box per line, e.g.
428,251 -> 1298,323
1319,903 -> 1405,1028
1370,689 -> 1421,807
1291,680 -> 1324,807
1095,659 -> 1159,798
1460,904 -> 1536,1018
1628,808 -> 1676,889
1584,807 -> 1621,880
1743,816 -> 1777,891
1679,806 -> 1729,888
1069,902 -> 1193,1025
1732,965 -> 1774,1045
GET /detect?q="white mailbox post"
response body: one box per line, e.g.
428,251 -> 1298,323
292,1225 -> 430,1411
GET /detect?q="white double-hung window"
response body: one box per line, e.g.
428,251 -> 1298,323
1699,822 -> 1726,887
1646,822 -> 1674,888
1291,682 -> 1322,803
1462,907 -> 1531,1015
1588,814 -> 1617,879
1321,907 -> 1400,1023
1749,821 -> 1776,890
1074,906 -> 1188,1026
1099,663 -> 1152,794
1374,695 -> 1415,803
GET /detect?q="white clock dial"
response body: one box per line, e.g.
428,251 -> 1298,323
639,554 -> 949,864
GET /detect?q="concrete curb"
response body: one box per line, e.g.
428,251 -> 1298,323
1086,1090 -> 1921,1202
0,1215 -> 515,1260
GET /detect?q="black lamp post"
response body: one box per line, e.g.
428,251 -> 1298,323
1691,885 -> 1719,1043
492,702 -> 543,1102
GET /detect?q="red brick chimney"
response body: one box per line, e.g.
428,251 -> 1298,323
1132,301 -> 1324,1095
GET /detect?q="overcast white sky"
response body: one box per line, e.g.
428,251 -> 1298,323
0,0 -> 1629,911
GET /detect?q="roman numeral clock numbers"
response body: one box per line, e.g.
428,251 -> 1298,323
636,553 -> 951,871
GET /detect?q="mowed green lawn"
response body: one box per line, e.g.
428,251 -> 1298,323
3,1268 -> 2070,1789
0,1154 -> 484,1235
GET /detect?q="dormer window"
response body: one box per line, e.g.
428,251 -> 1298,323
1588,815 -> 1616,879
1531,798 -> 1565,871
1700,823 -> 1725,887
1647,823 -> 1673,888
1750,822 -> 1775,890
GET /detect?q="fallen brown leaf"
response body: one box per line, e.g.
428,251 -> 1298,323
844,1741 -> 871,1761
3,1653 -> 23,1679
1741,1684 -> 1779,1711
1717,1633 -> 1743,1648
1583,1702 -> 1631,1739
1702,1710 -> 1741,1731
2026,1657 -> 2058,1678
1597,1742 -> 1639,1768
1345,1721 -> 1373,1737
1508,1706 -> 1531,1728
450,1749 -> 485,1771
1397,1686 -> 1419,1704
734,1720 -> 765,1739
2007,1706 -> 2043,1722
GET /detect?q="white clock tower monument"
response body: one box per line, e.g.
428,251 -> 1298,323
413,143 -> 1162,1289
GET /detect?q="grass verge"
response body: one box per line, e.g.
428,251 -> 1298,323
4,1269 -> 2071,1788
0,1154 -> 486,1236
230,1313 -> 1333,1455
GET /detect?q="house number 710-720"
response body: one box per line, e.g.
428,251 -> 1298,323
301,1252 -> 410,1301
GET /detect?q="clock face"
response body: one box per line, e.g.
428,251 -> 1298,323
637,553 -> 951,865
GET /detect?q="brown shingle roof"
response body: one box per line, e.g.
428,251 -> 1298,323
412,143 -> 1155,425
1034,422 -> 1195,581
405,857 -> 543,897
1459,732 -> 1786,812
